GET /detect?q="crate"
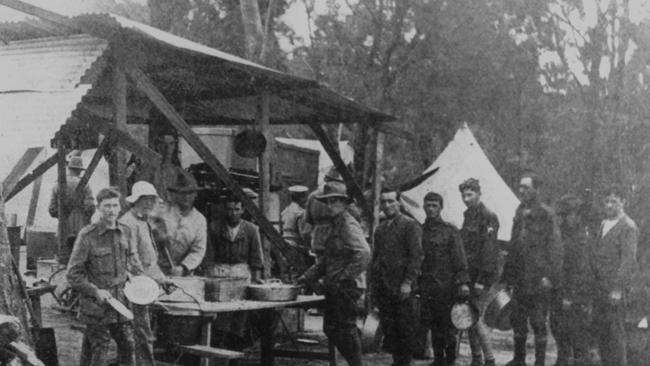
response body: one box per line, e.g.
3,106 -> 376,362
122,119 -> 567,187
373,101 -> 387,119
204,277 -> 248,302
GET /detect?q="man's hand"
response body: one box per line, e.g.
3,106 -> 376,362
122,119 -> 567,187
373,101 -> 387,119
399,281 -> 412,301
95,289 -> 112,304
170,265 -> 184,277
609,290 -> 622,304
473,282 -> 485,295
459,284 -> 470,298
540,277 -> 553,290
562,298 -> 572,310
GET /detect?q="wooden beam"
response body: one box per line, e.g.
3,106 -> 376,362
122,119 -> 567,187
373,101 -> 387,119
309,123 -> 365,206
4,152 -> 59,203
369,131 -> 384,247
124,65 -> 290,256
111,59 -> 128,194
56,140 -> 67,262
373,122 -> 414,141
2,147 -> 43,197
24,174 -> 42,228
0,0 -> 78,32
74,136 -> 111,199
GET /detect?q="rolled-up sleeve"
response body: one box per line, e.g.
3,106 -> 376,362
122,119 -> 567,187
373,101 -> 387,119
180,215 -> 207,271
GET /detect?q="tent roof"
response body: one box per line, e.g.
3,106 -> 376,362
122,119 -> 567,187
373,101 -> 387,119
401,123 -> 519,241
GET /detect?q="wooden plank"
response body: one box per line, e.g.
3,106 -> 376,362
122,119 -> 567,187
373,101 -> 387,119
56,141 -> 68,262
124,65 -> 291,257
175,344 -> 244,359
0,0 -> 78,32
24,175 -> 42,228
5,153 -> 58,203
111,60 -> 128,194
308,123 -> 365,207
73,136 -> 111,198
2,147 -> 43,197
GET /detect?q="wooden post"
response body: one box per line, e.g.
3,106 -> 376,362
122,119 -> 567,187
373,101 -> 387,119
369,131 -> 384,246
111,59 -> 128,194
258,92 -> 271,214
56,138 -> 68,266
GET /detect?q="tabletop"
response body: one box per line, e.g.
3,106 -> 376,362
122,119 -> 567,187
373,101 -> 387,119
156,294 -> 325,316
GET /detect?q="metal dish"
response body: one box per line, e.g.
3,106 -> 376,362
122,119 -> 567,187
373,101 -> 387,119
451,301 -> 479,330
247,279 -> 301,301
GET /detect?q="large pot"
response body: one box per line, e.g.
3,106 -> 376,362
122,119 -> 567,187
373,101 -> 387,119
248,279 -> 301,302
451,301 -> 479,330
484,287 -> 513,331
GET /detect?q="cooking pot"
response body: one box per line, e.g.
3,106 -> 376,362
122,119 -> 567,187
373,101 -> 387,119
247,279 -> 301,302
234,129 -> 267,158
451,301 -> 479,330
484,287 -> 513,330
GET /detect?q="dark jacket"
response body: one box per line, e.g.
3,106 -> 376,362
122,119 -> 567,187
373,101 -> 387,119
67,221 -> 144,325
204,219 -> 264,271
559,225 -> 594,303
372,214 -> 423,294
303,211 -> 371,290
460,202 -> 499,286
590,215 -> 638,298
419,216 -> 469,295
502,200 -> 563,294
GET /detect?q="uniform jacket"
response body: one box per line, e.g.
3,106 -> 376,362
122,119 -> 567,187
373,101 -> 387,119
67,221 -> 144,324
153,203 -> 207,273
559,225 -> 594,303
204,219 -> 264,271
460,202 -> 499,286
372,213 -> 423,293
303,188 -> 332,252
281,202 -> 306,243
502,200 -> 563,294
119,210 -> 165,283
590,214 -> 638,297
48,175 -> 95,238
419,216 -> 469,294
303,211 -> 371,290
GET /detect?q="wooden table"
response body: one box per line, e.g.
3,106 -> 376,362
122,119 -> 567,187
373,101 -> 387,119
156,295 -> 333,366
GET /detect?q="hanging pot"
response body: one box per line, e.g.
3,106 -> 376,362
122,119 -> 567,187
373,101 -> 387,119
450,301 -> 479,330
234,130 -> 267,158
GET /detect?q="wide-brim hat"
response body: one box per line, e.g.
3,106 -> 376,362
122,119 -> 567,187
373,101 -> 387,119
167,171 -> 201,193
288,185 -> 309,194
127,181 -> 159,203
316,181 -> 352,203
67,156 -> 85,170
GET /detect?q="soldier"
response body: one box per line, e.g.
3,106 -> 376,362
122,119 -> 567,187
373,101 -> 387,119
297,181 -> 371,366
67,187 -> 144,366
371,188 -> 423,366
458,178 -> 498,366
303,168 -> 344,257
590,185 -> 638,366
501,173 -> 563,366
551,194 -> 595,366
281,185 -> 312,276
419,192 -> 470,366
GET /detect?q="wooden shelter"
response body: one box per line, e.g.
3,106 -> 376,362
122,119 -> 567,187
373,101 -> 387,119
0,0 -> 398,261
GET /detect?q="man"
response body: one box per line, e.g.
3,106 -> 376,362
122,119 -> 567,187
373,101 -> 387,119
152,172 -> 207,276
303,168 -> 343,257
458,178 -> 498,366
49,154 -> 95,264
552,194 -> 595,366
120,181 -> 166,366
419,192 -> 470,366
501,173 -> 563,366
371,189 -> 423,366
67,187 -> 144,366
297,181 -> 371,366
590,186 -> 638,366
281,185 -> 312,276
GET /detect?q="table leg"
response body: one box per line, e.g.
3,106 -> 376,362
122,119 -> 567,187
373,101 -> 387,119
328,341 -> 336,366
259,309 -> 274,366
200,315 -> 215,366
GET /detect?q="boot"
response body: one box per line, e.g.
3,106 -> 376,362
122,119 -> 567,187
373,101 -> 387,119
534,336 -> 547,366
445,337 -> 457,366
431,337 -> 446,366
506,335 -> 527,366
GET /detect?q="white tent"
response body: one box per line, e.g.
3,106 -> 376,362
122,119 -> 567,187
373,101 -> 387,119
401,123 -> 519,241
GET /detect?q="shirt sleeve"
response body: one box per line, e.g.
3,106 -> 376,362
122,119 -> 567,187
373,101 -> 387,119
248,224 -> 264,271
546,211 -> 564,287
614,223 -> 638,292
403,220 -> 423,285
66,232 -> 100,299
476,212 -> 500,285
126,228 -> 145,277
450,228 -> 470,285
180,214 -> 207,271
337,220 -> 371,283
48,186 -> 59,218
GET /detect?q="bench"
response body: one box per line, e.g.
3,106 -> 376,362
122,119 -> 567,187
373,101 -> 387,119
174,344 -> 244,365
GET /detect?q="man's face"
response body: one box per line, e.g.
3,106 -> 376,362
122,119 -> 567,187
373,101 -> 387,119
565,211 -> 580,229
134,196 -> 158,216
98,197 -> 121,224
324,197 -> 347,216
380,192 -> 400,218
172,191 -> 196,211
461,189 -> 481,208
424,200 -> 442,219
603,194 -> 624,219
225,201 -> 243,225
518,177 -> 537,203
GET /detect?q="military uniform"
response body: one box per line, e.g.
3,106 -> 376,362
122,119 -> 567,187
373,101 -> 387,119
67,221 -> 144,366
420,216 -> 469,366
590,214 -> 638,366
372,213 -> 423,366
302,211 -> 371,366
303,188 -> 332,254
460,202 -> 499,365
551,224 -> 595,366
502,200 -> 563,366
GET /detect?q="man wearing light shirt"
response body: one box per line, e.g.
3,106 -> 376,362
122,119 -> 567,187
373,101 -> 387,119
590,185 -> 638,366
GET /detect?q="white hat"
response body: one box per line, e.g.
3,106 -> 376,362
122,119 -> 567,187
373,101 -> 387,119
288,185 -> 308,193
127,181 -> 159,203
